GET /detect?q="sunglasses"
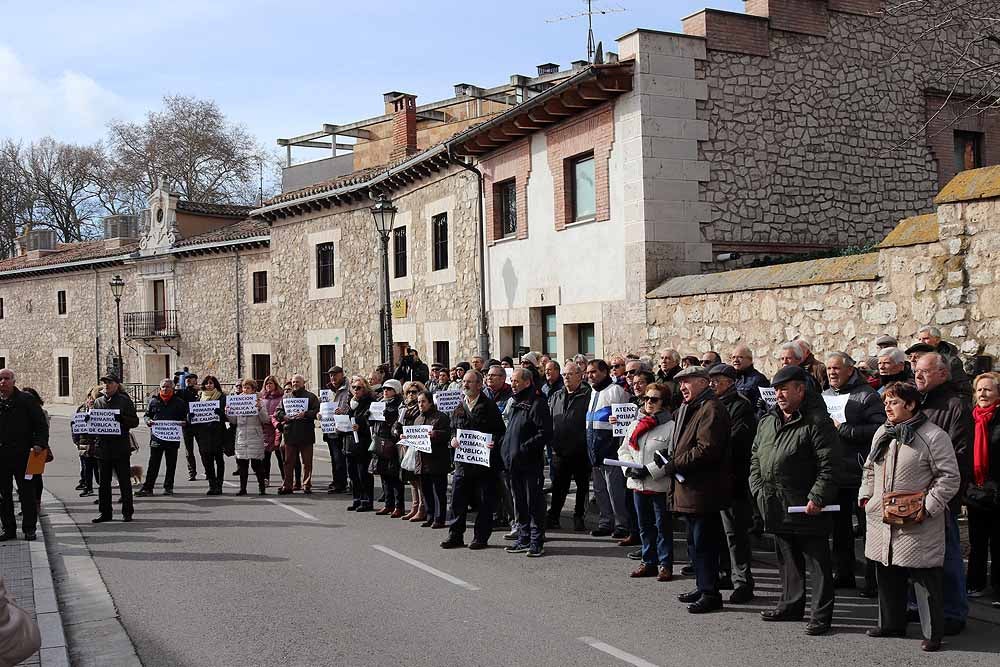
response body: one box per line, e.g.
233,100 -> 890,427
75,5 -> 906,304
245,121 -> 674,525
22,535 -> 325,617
405,389 -> 418,394
350,385 -> 365,390
612,363 -> 625,368
643,396 -> 663,403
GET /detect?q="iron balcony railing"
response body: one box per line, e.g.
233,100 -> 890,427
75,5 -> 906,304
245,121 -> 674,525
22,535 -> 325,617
124,310 -> 180,339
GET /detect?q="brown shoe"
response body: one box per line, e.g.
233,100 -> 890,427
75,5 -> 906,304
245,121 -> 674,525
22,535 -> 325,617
409,512 -> 427,522
630,563 -> 657,578
401,508 -> 417,520
390,509 -> 404,518
618,535 -> 641,547
657,566 -> 673,582
375,507 -> 392,516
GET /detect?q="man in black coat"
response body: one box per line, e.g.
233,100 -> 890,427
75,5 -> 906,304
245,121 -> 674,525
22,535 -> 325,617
546,362 -> 592,531
822,352 -> 885,592
138,378 -> 189,497
92,374 -> 141,523
179,373 -> 200,481
441,370 -> 506,550
0,369 -> 49,540
709,364 -> 758,604
501,368 -> 552,557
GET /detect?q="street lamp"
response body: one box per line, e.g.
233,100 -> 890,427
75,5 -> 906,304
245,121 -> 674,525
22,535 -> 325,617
109,274 -> 125,382
370,194 -> 397,368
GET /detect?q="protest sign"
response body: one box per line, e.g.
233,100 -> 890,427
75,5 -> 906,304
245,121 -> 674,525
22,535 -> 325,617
369,401 -> 386,422
455,429 -> 492,467
88,409 -> 121,435
189,400 -> 220,424
759,387 -> 777,407
822,394 -> 850,423
319,402 -> 336,419
611,403 -> 639,437
402,425 -> 433,453
282,397 -> 309,417
433,390 -> 463,414
504,367 -> 513,383
319,389 -> 333,403
151,420 -> 184,442
226,393 -> 258,417
334,414 -> 353,432
320,419 -> 337,434
71,412 -> 89,435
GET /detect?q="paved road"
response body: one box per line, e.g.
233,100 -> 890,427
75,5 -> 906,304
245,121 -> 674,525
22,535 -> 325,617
40,416 -> 1000,666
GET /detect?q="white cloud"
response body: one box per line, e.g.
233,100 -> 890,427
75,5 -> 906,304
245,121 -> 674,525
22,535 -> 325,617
0,45 -> 128,143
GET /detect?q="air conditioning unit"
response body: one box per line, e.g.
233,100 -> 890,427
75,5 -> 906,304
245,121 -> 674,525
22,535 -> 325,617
103,215 -> 139,240
17,230 -> 57,255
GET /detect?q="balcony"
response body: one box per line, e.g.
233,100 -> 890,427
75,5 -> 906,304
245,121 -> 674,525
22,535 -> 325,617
124,310 -> 180,339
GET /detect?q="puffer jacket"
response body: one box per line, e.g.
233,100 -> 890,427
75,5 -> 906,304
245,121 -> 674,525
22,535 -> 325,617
585,377 -> 630,465
860,419 -> 960,569
228,404 -> 270,460
617,414 -> 675,495
500,387 -> 552,472
823,370 -> 884,488
749,392 -> 841,536
413,408 -> 451,476
549,383 -> 592,459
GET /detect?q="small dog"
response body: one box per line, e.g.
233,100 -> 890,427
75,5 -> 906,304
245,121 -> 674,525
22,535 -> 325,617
130,465 -> 144,487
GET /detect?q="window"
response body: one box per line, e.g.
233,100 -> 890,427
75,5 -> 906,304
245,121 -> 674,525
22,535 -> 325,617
57,356 -> 70,397
318,345 -> 336,389
252,271 -> 268,304
316,242 -> 335,289
434,341 -> 450,368
0,357 -> 5,369
251,354 -> 270,386
496,179 -> 517,237
432,213 -> 448,271
393,227 -> 407,278
571,153 -> 596,222
541,307 -> 557,356
954,131 -> 984,171
0,297 -> 4,319
57,290 -> 67,315
512,326 -> 525,357
577,323 -> 595,357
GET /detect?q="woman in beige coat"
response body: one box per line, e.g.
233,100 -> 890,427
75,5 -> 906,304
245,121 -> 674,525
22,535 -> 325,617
859,382 -> 959,652
226,379 -> 271,496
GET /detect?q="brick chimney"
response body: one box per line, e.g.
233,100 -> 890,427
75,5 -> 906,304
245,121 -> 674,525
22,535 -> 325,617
385,92 -> 417,161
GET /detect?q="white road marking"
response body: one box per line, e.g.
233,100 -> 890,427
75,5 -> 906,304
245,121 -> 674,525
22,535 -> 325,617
371,545 -> 480,591
266,499 -> 318,521
578,637 -> 660,667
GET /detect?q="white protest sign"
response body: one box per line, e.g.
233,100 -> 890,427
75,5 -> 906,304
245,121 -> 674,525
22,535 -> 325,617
759,387 -> 777,407
403,425 -> 433,453
611,403 -> 639,437
369,401 -> 386,422
319,402 -> 336,420
433,389 -> 463,414
189,400 -> 220,424
71,412 -> 89,435
455,429 -> 492,467
226,393 -> 259,417
319,389 -> 333,403
505,367 -> 514,383
333,414 -> 353,432
282,397 -> 309,417
320,419 -> 337,434
823,394 -> 850,423
151,420 -> 184,442
88,409 -> 121,435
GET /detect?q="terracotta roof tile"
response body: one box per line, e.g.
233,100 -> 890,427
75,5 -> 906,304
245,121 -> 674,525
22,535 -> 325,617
176,200 -> 255,217
0,239 -> 138,274
173,218 -> 269,248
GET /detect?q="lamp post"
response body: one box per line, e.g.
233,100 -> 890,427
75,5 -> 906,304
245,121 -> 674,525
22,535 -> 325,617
109,274 -> 125,382
370,194 -> 397,368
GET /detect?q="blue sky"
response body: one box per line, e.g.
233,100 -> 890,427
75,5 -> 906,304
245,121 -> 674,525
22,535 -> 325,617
0,0 -> 742,161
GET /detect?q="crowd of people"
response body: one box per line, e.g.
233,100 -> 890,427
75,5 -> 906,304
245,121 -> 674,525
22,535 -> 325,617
0,323 -> 998,652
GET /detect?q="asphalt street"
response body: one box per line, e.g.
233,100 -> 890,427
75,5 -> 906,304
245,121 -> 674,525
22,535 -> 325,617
38,415 -> 1000,666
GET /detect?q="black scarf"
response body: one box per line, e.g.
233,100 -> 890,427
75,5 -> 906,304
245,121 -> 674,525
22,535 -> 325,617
871,412 -> 927,463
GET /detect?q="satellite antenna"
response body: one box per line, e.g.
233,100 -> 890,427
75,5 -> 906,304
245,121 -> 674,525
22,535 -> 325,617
546,0 -> 626,63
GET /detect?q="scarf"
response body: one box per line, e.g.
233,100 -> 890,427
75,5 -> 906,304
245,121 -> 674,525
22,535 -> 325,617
159,389 -> 174,401
871,412 -> 927,463
403,402 -> 420,423
972,402 -> 998,486
628,414 -> 658,451
200,388 -> 222,402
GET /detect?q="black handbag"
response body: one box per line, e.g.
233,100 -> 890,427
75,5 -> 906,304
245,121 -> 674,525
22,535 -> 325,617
965,481 -> 999,511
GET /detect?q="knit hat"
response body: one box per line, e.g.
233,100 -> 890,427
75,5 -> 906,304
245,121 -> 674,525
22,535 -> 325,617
520,352 -> 542,367
382,379 -> 403,394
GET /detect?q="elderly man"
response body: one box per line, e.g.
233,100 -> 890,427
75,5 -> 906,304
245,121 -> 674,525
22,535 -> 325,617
700,351 -> 722,367
708,364 -> 757,604
92,374 -> 140,524
656,349 -> 683,410
905,342 -> 935,364
797,340 -> 829,391
779,342 -> 823,392
586,359 -> 635,540
274,374 -> 320,495
138,378 -> 188,497
547,362 -> 592,531
654,366 -> 732,613
441,370 -> 506,550
501,368 -> 552,558
875,334 -> 898,350
542,360 -> 564,399
823,352 -> 884,593
730,345 -> 770,408
323,366 -> 351,494
470,355 -> 485,373
914,352 -> 973,635
750,366 -> 840,635
0,369 -> 49,540
876,347 -> 912,394
918,326 -> 970,391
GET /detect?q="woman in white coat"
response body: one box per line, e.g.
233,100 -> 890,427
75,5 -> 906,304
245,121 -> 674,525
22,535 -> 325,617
226,379 -> 271,496
617,382 -> 676,582
859,382 -> 959,652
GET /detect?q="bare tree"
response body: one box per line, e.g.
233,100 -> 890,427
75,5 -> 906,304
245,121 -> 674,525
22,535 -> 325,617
0,141 -> 34,258
22,138 -> 103,243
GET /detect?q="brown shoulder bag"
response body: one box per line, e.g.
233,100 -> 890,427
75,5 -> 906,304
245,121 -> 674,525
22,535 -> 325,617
881,440 -> 926,526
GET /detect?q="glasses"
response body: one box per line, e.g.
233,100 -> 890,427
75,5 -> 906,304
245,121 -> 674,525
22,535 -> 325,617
643,396 -> 663,403
405,390 -> 418,394
350,385 -> 365,390
612,363 -> 625,369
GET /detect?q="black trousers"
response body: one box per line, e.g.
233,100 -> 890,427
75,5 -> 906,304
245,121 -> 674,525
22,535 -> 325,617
200,450 -> 225,490
236,459 -> 266,491
421,473 -> 448,524
98,457 -> 134,519
183,429 -> 197,477
967,507 -> 1000,593
0,450 -> 36,535
773,532 -> 835,624
719,492 -> 755,591
347,454 -> 374,508
548,453 -> 591,520
143,446 -> 178,492
449,471 -> 498,545
876,563 -> 943,640
832,486 -> 862,579
81,456 -> 99,491
686,512 -> 723,597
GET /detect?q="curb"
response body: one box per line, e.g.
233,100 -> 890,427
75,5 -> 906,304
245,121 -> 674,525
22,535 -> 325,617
31,508 -> 70,667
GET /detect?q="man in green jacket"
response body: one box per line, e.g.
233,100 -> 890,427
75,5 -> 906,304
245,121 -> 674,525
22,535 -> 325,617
749,365 -> 841,636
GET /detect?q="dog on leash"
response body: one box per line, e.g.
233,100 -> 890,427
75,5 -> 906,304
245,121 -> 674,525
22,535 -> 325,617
130,465 -> 144,487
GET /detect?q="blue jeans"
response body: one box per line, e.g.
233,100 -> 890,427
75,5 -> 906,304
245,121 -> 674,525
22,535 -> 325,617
943,508 -> 968,622
685,512 -> 722,597
634,492 -> 673,568
325,436 -> 347,489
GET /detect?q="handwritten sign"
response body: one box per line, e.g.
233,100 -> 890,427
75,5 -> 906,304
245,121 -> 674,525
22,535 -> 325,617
189,400 -> 220,424
822,394 -> 850,423
433,389 -> 463,414
319,389 -> 333,403
611,403 -> 639,437
282,397 -> 309,417
403,425 -> 433,453
151,420 -> 184,442
369,401 -> 386,422
759,387 -> 777,407
71,412 -> 89,435
226,393 -> 258,417
88,409 -> 121,435
455,429 -> 492,467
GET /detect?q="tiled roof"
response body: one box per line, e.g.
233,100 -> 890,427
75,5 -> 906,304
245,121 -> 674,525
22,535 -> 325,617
0,238 -> 138,275
173,218 -> 269,248
176,200 -> 255,217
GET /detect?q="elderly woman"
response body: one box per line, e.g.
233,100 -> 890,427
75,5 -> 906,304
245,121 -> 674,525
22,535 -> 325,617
347,376 -> 375,512
73,387 -> 102,497
859,382 -> 960,652
617,382 -> 676,581
227,379 -> 271,495
413,390 -> 452,528
373,379 -> 405,517
966,372 -> 1000,607
394,381 -> 427,522
259,375 -> 284,487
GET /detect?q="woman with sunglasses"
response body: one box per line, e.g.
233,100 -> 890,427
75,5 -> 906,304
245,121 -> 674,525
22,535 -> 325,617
190,375 -> 228,495
347,377 -> 375,512
394,381 -> 427,522
617,383 -> 676,582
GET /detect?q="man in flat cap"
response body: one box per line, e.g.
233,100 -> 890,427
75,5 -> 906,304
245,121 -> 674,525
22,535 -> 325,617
875,334 -> 898,349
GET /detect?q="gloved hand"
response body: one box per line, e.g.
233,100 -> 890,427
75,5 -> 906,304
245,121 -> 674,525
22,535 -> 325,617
756,398 -> 768,413
626,466 -> 649,480
654,449 -> 671,467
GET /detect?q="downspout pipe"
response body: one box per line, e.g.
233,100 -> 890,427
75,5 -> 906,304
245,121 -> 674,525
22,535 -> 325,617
235,249 -> 243,379
447,150 -> 490,359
